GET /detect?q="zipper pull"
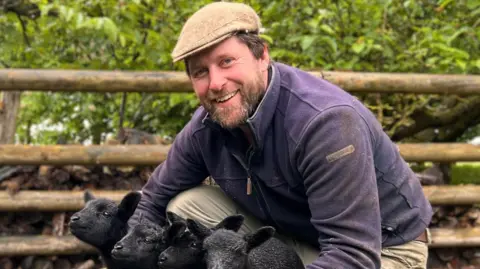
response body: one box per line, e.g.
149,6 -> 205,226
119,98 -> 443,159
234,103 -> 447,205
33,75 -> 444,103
246,177 -> 252,195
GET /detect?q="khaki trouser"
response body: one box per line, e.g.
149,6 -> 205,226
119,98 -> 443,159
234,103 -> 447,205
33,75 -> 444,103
166,185 -> 429,269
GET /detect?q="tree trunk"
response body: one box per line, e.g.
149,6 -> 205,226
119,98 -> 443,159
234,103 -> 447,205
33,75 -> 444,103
0,91 -> 21,144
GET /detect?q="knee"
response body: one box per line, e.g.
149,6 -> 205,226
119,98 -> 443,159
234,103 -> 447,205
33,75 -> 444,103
166,185 -> 218,220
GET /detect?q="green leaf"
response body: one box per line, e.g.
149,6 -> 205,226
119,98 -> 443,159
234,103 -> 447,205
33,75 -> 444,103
439,0 -> 454,9
102,18 -> 119,42
259,34 -> 273,45
119,34 -> 127,47
431,43 -> 470,59
352,42 -> 366,54
474,59 -> 480,69
319,24 -> 335,35
319,36 -> 337,54
447,27 -> 469,45
456,59 -> 467,71
301,35 -> 317,51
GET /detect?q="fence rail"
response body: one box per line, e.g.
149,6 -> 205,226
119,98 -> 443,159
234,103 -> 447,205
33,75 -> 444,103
0,236 -> 95,256
1,69 -> 480,95
1,143 -> 480,165
0,186 -> 478,212
0,227 -> 478,256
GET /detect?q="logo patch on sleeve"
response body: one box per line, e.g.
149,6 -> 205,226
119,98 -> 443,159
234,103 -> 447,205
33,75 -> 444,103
326,145 -> 355,163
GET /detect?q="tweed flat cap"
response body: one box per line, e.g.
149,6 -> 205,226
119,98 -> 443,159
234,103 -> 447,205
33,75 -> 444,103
171,2 -> 262,63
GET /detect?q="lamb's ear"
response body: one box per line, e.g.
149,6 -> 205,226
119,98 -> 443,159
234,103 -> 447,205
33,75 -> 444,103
83,190 -> 96,203
244,226 -> 275,253
166,211 -> 186,224
117,191 -> 142,222
166,221 -> 186,242
214,214 -> 244,232
186,219 -> 211,240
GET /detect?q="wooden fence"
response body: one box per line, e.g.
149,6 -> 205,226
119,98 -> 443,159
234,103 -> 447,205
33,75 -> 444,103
1,69 -> 480,256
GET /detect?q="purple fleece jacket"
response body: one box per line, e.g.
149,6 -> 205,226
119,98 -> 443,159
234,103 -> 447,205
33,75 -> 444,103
129,62 -> 433,269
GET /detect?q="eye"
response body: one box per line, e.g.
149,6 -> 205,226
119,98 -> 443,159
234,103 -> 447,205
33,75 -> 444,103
103,211 -> 111,217
220,58 -> 233,66
192,68 -> 207,78
189,242 -> 198,248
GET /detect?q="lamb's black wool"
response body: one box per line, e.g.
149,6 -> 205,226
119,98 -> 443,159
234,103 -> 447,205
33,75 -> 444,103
157,218 -> 206,269
187,215 -> 305,269
111,218 -> 166,269
68,190 -> 141,269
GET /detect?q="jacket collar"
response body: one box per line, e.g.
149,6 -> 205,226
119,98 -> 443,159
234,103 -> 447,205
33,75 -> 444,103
202,62 -> 281,151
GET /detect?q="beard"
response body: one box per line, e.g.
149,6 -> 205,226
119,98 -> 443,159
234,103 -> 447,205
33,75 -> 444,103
202,72 -> 265,129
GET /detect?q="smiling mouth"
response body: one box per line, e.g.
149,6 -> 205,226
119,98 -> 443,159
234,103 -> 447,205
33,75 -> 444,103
215,90 -> 239,103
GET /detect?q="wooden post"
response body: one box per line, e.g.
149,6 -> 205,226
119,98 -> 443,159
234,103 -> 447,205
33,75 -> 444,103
0,91 -> 21,144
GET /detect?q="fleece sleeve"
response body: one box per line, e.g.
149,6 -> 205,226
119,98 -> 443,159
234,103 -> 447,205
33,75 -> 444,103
128,122 -> 209,227
296,105 -> 382,269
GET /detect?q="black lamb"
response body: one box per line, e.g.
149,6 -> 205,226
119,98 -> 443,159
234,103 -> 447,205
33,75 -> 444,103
68,190 -> 141,269
157,215 -> 206,269
187,214 -> 305,269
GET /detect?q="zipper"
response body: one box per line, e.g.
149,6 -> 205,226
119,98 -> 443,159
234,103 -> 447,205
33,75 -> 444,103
246,146 -> 254,195
229,124 -> 280,229
241,145 -> 280,229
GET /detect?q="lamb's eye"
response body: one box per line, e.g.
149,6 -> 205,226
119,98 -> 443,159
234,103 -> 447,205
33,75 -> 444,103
144,238 -> 152,243
103,211 -> 111,217
189,242 -> 197,248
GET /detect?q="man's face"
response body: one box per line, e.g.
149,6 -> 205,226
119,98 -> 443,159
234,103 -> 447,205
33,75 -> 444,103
187,36 -> 269,129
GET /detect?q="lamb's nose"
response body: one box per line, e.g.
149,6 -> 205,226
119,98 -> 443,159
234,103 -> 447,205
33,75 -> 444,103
114,244 -> 123,250
70,215 -> 80,221
158,255 -> 167,263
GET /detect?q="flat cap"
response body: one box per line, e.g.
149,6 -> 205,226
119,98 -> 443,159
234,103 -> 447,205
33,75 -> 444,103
171,2 -> 262,63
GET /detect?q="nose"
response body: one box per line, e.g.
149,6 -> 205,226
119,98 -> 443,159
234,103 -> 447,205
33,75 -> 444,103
70,215 -> 80,221
208,69 -> 226,92
114,244 -> 123,250
158,254 -> 168,263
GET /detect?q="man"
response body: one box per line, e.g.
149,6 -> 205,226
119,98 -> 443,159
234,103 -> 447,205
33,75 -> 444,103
129,2 -> 433,268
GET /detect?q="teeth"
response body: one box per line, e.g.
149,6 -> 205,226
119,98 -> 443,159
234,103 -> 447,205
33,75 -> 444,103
216,91 -> 237,102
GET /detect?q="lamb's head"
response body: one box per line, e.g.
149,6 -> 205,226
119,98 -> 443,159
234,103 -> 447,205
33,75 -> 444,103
68,190 -> 141,248
157,221 -> 204,269
111,219 -> 166,266
186,214 -> 274,269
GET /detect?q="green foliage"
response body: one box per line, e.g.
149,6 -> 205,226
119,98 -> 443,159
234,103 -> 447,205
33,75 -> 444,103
451,163 -> 480,185
1,0 -> 479,144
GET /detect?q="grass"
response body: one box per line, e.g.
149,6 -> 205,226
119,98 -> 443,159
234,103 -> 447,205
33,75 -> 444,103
411,162 -> 480,185
451,162 -> 480,185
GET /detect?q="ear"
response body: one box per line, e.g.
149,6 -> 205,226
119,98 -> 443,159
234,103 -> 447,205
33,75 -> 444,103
214,214 -> 244,232
166,221 -> 186,241
186,219 -> 211,240
117,191 -> 142,222
244,226 -> 275,253
166,211 -> 186,224
83,190 -> 96,203
259,43 -> 270,71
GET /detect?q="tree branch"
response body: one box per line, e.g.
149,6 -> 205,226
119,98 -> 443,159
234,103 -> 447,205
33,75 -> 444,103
15,13 -> 30,47
391,96 -> 480,141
